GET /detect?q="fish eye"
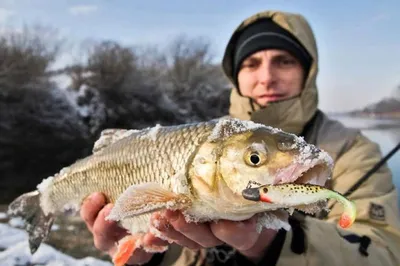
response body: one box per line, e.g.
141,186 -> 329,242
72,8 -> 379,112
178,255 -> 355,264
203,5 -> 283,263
244,149 -> 267,167
263,187 -> 268,193
250,153 -> 260,165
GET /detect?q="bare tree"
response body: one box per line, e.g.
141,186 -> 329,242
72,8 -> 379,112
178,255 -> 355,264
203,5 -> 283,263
0,84 -> 94,203
86,40 -> 137,90
133,44 -> 167,83
159,35 -> 231,121
163,35 -> 214,96
0,24 -> 63,87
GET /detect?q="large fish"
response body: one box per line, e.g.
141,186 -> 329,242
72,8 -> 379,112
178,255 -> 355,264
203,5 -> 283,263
7,118 -> 349,266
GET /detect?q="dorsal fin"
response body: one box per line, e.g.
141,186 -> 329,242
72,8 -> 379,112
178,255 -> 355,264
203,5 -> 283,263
92,128 -> 139,154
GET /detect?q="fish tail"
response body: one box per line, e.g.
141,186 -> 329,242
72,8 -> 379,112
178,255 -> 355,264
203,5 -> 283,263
327,190 -> 357,228
7,190 -> 55,254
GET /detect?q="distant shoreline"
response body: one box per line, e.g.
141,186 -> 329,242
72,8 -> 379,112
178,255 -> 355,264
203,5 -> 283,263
327,113 -> 400,130
328,112 -> 400,120
349,124 -> 400,130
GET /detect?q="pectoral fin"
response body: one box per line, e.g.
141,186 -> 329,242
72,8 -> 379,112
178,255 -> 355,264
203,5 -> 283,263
106,183 -> 192,222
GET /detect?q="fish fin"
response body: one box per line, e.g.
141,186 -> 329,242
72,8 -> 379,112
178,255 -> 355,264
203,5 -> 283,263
106,183 -> 192,222
93,128 -> 139,154
7,191 -> 54,254
112,235 -> 138,266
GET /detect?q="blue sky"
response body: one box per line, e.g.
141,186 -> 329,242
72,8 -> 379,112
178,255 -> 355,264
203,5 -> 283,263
1,0 -> 399,112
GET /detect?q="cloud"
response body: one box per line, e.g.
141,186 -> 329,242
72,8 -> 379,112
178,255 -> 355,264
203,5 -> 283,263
370,12 -> 390,23
68,5 -> 98,16
0,7 -> 14,24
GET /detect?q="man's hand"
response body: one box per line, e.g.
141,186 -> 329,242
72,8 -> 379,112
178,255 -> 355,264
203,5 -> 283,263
80,193 -> 279,264
153,210 -> 278,262
80,192 -> 169,265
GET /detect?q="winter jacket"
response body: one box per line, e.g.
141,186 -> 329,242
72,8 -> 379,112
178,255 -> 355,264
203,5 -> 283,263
142,10 -> 400,266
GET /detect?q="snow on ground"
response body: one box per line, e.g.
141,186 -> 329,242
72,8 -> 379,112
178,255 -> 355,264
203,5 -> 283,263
0,223 -> 112,266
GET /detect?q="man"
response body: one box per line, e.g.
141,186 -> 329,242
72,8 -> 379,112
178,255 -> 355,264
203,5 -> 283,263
80,10 -> 400,265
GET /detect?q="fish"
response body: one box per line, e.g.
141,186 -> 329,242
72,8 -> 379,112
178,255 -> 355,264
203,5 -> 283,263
7,117 -> 336,266
242,183 -> 357,229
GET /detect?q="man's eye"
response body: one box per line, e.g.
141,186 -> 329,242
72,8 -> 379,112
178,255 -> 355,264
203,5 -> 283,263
278,57 -> 297,67
282,59 -> 295,65
241,62 -> 258,69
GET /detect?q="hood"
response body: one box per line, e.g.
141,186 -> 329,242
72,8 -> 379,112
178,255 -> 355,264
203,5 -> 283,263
222,10 -> 319,135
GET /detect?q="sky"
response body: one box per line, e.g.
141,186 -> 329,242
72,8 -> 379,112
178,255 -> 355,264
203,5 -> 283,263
0,0 -> 399,112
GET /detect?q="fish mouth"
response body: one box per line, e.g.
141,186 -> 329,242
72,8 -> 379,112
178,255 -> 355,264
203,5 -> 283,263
274,159 -> 332,186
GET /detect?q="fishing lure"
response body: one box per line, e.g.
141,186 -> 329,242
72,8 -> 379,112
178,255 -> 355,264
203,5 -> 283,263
242,183 -> 357,228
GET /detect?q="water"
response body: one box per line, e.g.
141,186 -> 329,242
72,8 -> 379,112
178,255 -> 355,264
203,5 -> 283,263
330,115 -> 400,204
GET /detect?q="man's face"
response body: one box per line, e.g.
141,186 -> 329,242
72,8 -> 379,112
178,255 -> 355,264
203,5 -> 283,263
237,49 -> 305,107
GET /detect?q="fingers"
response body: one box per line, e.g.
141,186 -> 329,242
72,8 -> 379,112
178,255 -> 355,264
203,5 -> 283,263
124,249 -> 154,265
154,210 -> 223,249
238,228 -> 278,259
143,232 -> 169,247
210,216 -> 260,251
151,212 -> 201,250
92,203 -> 128,251
80,192 -> 107,232
80,193 -> 170,265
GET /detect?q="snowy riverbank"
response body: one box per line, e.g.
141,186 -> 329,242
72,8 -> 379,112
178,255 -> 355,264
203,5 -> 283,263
0,212 -> 112,266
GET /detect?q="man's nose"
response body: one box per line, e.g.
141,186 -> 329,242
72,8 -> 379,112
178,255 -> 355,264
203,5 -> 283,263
257,62 -> 274,84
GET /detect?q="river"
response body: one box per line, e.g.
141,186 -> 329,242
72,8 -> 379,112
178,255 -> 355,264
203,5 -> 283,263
329,115 -> 400,204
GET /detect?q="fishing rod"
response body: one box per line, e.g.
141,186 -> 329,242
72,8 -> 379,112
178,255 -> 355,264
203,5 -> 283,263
319,140 -> 400,219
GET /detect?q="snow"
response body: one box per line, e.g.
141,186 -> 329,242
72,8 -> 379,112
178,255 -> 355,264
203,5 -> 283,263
37,176 -> 54,193
295,140 -> 334,170
53,85 -> 107,136
147,124 -> 162,141
255,211 -> 291,233
208,117 -> 270,141
8,217 -> 24,228
93,128 -> 140,153
51,224 -> 60,231
0,223 -> 112,266
208,117 -> 318,146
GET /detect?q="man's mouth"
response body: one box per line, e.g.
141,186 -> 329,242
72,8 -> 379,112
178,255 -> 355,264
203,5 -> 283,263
257,94 -> 286,102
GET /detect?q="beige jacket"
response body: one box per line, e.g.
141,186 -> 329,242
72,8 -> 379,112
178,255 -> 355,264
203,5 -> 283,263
146,10 -> 400,266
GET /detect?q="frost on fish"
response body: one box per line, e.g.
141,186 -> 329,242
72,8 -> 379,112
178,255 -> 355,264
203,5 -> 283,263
256,211 -> 291,233
295,138 -> 334,168
92,128 -> 140,154
36,176 -> 54,194
147,124 -> 162,141
208,118 -> 273,142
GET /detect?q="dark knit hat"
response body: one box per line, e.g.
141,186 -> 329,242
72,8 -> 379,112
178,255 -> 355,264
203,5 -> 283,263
232,19 -> 312,88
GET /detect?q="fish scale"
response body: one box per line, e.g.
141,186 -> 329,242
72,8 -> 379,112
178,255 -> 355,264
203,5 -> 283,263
45,121 -> 215,211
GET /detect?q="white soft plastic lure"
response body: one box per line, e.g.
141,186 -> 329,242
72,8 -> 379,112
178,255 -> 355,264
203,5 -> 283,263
242,183 -> 357,228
